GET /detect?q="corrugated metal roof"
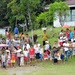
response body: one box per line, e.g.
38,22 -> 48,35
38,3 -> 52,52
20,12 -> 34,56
66,0 -> 75,5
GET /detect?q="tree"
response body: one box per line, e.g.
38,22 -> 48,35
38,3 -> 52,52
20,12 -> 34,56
49,1 -> 69,26
0,0 -> 11,26
7,0 -> 41,31
36,1 -> 69,27
36,11 -> 50,27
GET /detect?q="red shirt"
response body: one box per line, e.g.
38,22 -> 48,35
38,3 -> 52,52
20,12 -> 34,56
65,31 -> 70,38
74,30 -> 75,33
44,52 -> 48,58
29,48 -> 35,55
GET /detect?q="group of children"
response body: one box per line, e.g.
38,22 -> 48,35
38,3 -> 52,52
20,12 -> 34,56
0,40 -> 51,69
1,27 -> 75,69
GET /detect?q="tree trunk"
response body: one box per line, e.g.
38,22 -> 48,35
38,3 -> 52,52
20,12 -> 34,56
28,10 -> 32,28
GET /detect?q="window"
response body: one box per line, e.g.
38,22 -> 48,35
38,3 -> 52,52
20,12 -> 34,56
65,10 -> 71,22
72,9 -> 75,21
65,9 -> 75,22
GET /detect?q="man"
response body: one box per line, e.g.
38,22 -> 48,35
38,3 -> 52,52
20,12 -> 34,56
14,26 -> 19,37
42,30 -> 48,46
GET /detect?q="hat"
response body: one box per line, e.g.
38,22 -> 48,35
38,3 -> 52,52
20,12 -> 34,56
45,41 -> 49,44
17,46 -> 20,49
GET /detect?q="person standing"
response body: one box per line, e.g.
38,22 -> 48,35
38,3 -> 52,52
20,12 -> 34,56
42,30 -> 48,46
20,51 -> 24,66
29,45 -> 35,64
1,52 -> 7,69
14,26 -> 19,37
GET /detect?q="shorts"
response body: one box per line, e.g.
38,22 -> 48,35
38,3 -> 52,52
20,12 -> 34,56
11,60 -> 15,63
30,55 -> 34,59
7,59 -> 11,64
43,41 -> 45,46
36,53 -> 40,59
24,56 -> 28,61
44,58 -> 48,60
54,58 -> 58,63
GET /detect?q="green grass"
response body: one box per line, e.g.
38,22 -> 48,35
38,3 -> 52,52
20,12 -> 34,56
0,70 -> 8,75
0,26 -> 74,75
24,26 -> 75,75
24,57 -> 75,75
28,26 -> 74,45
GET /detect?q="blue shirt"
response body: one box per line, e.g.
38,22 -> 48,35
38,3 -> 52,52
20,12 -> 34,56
14,27 -> 19,34
70,32 -> 74,39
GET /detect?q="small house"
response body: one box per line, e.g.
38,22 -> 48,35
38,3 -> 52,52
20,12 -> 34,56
54,0 -> 75,27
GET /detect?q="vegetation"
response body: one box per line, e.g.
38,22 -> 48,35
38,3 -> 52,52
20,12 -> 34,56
37,1 -> 69,27
24,57 -> 75,75
0,0 -> 66,31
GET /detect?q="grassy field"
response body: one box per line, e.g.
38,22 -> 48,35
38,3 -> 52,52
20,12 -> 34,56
28,26 -> 74,45
0,69 -> 8,75
0,57 -> 75,75
24,57 -> 75,75
0,26 -> 75,75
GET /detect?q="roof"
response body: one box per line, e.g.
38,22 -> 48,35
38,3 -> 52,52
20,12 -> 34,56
66,0 -> 75,5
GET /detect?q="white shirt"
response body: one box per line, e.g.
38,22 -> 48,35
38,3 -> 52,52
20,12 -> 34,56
23,44 -> 30,51
59,36 -> 63,42
45,44 -> 50,50
34,44 -> 40,53
71,38 -> 75,42
1,54 -> 6,62
16,49 -> 22,57
39,48 -> 43,54
23,51 -> 29,57
62,36 -> 68,42
63,43 -> 69,51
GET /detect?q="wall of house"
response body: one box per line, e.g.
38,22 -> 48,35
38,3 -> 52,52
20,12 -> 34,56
54,7 -> 75,27
0,29 -> 5,36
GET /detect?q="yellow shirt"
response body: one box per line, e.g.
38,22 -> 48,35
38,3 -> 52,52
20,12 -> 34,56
19,34 -> 24,38
42,33 -> 48,41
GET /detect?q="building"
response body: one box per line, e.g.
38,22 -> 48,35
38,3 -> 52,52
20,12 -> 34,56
54,0 -> 75,27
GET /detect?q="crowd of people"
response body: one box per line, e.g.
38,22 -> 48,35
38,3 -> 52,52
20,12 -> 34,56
0,26 -> 75,69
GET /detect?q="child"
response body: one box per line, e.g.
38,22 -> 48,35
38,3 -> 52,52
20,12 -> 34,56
11,52 -> 16,67
20,51 -> 24,66
23,47 -> 29,65
29,45 -> 35,65
60,48 -> 65,62
6,52 -> 11,67
19,32 -> 25,40
39,45 -> 43,61
53,52 -> 58,63
1,52 -> 7,69
44,50 -> 48,61
52,47 -> 58,63
45,41 -> 50,60
56,50 -> 61,63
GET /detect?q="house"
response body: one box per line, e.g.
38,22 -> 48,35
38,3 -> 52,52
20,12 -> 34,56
54,0 -> 75,27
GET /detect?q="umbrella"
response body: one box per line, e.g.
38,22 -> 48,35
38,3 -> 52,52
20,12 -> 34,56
62,25 -> 70,28
0,44 -> 9,47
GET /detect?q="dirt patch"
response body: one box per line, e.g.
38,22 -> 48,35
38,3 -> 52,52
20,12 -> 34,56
6,66 -> 40,75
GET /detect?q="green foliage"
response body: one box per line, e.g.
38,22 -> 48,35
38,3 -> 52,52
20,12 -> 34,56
36,1 -> 69,27
0,0 -> 67,31
49,1 -> 69,25
7,0 -> 41,30
36,11 -> 50,27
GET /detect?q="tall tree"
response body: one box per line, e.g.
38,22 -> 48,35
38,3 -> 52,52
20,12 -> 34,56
7,0 -> 41,31
0,0 -> 11,26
